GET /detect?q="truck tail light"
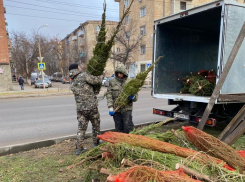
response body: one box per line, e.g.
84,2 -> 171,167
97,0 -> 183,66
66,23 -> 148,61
206,118 -> 216,127
153,109 -> 165,115
195,117 -> 216,126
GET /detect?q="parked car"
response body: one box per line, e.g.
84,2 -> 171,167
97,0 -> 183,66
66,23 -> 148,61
35,80 -> 49,88
45,78 -> 52,87
102,77 -> 107,86
104,77 -> 114,87
31,76 -> 38,86
52,72 -> 62,82
61,77 -> 71,84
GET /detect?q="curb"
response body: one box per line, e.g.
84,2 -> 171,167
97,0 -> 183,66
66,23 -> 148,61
0,121 -> 160,157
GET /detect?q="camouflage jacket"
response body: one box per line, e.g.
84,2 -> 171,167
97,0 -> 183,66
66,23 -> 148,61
69,69 -> 102,111
106,65 -> 137,113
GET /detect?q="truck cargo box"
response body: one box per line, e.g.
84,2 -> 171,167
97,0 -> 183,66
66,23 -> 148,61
153,0 -> 245,103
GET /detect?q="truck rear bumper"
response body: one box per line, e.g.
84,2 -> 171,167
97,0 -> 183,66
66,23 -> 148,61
153,108 -> 216,127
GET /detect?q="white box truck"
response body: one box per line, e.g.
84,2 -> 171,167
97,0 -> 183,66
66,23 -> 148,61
152,0 -> 245,126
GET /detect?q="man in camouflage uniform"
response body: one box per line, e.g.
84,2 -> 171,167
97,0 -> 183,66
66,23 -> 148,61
69,63 -> 103,155
106,64 -> 138,133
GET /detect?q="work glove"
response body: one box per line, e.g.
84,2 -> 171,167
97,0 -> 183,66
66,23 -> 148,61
109,107 -> 114,116
128,95 -> 135,101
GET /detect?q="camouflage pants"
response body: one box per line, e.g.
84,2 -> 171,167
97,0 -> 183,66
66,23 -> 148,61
113,110 -> 134,134
76,109 -> 100,149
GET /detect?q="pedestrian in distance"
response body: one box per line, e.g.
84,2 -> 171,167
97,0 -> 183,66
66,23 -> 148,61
106,64 -> 138,134
69,63 -> 103,155
18,76 -> 24,90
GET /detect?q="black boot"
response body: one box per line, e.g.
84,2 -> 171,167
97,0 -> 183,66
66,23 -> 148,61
93,139 -> 104,147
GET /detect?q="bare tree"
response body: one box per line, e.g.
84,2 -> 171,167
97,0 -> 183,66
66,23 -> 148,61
11,31 -> 60,80
65,41 -> 80,64
11,31 -> 38,80
111,18 -> 142,66
57,38 -> 88,76
42,37 -> 60,76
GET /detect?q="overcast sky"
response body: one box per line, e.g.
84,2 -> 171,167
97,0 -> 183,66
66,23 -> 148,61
3,0 -> 119,39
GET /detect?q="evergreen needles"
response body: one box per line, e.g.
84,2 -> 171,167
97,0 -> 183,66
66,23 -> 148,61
114,56 -> 163,111
86,1 -> 135,94
179,70 -> 216,96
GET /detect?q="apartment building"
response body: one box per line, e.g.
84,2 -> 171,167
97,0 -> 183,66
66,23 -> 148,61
61,20 -> 119,77
115,0 -> 245,82
0,1 -> 13,91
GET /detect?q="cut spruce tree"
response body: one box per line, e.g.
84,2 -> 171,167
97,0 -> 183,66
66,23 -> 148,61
179,70 -> 216,96
86,1 -> 135,94
114,56 -> 162,111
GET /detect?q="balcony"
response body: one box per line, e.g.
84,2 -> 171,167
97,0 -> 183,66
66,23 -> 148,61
72,36 -> 77,41
78,30 -> 84,37
79,39 -> 85,47
80,52 -> 86,57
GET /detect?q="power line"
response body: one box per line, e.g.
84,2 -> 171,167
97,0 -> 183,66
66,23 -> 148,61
5,0 -> 202,20
31,0 -> 119,12
6,13 -> 87,22
5,0 -> 119,19
4,4 -> 119,20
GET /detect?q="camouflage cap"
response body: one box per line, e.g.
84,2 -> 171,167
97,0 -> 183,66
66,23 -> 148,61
69,63 -> 78,71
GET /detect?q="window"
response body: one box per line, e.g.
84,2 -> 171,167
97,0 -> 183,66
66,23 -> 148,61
140,64 -> 146,72
125,15 -> 129,23
140,45 -> 146,54
140,7 -> 146,17
140,26 -> 146,36
125,32 -> 130,40
125,0 -> 129,7
117,47 -> 120,52
180,2 -> 186,10
95,25 -> 100,32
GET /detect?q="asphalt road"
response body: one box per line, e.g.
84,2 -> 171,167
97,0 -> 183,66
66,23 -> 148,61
0,88 -> 175,148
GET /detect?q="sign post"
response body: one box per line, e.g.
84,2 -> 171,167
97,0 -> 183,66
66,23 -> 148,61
37,57 -> 45,89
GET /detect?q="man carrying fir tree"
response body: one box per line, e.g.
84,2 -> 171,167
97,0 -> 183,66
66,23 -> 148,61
106,64 -> 138,133
69,63 -> 103,155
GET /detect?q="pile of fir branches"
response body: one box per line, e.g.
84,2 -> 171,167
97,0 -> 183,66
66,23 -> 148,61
66,122 -> 245,182
86,1 -> 135,94
179,70 -> 216,96
114,56 -> 162,111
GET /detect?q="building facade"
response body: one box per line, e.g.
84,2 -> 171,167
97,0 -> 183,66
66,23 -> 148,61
61,21 -> 119,77
0,1 -> 13,91
115,0 -> 245,83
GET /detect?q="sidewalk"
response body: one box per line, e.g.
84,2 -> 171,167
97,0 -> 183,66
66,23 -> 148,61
0,82 -> 107,99
1,82 -> 151,99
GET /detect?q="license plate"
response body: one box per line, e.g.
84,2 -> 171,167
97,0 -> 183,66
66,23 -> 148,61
174,113 -> 190,120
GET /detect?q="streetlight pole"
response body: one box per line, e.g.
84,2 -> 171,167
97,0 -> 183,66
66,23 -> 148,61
37,24 -> 48,89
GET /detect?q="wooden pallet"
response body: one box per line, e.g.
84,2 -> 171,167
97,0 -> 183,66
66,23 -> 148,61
218,104 -> 245,145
